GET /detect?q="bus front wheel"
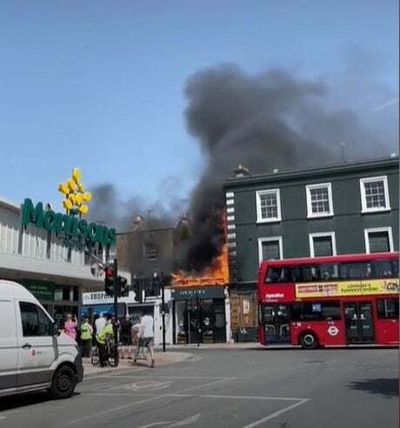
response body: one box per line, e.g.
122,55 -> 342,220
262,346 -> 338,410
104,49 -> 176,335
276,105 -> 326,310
300,332 -> 319,349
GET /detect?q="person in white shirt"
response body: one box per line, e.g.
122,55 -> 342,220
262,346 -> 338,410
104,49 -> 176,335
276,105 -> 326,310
133,309 -> 155,367
95,313 -> 106,335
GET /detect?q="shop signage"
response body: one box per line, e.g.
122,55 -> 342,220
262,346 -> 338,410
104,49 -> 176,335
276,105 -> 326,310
21,198 -> 116,250
21,280 -> 55,301
82,291 -> 136,305
295,279 -> 400,299
171,287 -> 225,300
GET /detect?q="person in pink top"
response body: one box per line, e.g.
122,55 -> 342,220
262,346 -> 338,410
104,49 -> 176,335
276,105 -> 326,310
64,313 -> 78,340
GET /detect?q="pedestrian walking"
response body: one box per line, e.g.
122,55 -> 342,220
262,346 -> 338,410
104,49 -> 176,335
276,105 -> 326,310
119,315 -> 133,359
80,317 -> 93,358
131,319 -> 145,360
64,313 -> 78,341
133,309 -> 155,368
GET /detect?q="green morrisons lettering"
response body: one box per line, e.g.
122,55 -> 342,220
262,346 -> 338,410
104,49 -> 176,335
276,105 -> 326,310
21,198 -> 116,247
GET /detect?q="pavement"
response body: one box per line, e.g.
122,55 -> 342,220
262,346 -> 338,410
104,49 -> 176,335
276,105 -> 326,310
0,347 -> 397,428
83,343 -> 262,377
83,351 -> 195,376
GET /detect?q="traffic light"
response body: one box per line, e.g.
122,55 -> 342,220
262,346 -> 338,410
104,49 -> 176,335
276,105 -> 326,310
104,266 -> 115,296
117,276 -> 128,297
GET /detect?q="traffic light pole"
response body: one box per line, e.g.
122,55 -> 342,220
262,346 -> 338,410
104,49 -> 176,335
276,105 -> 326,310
161,275 -> 166,352
113,258 -> 119,367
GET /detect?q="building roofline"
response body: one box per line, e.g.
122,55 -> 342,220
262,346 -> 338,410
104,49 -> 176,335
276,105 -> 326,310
117,226 -> 175,236
224,156 -> 399,188
0,197 -> 21,213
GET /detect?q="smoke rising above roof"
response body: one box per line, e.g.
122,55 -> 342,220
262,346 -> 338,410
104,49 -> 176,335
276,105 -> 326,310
90,63 -> 397,272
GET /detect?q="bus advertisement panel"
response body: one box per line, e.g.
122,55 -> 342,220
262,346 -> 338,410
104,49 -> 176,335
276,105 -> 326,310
257,252 -> 399,349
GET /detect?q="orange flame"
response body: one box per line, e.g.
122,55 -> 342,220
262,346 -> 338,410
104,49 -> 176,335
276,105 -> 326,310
171,245 -> 229,287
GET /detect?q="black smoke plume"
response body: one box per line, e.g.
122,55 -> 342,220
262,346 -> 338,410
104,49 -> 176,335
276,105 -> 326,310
89,63 -> 396,272
182,64 -> 393,270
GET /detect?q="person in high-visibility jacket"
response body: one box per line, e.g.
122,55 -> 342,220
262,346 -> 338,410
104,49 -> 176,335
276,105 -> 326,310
96,315 -> 114,367
80,317 -> 93,358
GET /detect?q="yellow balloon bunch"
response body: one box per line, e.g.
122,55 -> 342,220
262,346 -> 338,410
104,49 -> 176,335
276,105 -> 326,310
58,168 -> 92,216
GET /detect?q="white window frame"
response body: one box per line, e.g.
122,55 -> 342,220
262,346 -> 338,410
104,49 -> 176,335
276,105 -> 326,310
360,176 -> 391,213
258,236 -> 283,265
306,183 -> 334,218
256,189 -> 281,223
364,227 -> 394,253
309,232 -> 337,257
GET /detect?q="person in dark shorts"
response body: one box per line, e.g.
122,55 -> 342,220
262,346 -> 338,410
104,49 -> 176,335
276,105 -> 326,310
119,315 -> 133,359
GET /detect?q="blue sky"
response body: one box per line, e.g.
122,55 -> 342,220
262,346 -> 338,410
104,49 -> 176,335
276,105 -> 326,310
0,0 -> 398,211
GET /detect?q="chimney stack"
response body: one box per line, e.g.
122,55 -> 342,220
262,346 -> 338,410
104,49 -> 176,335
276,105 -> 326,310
234,164 -> 251,178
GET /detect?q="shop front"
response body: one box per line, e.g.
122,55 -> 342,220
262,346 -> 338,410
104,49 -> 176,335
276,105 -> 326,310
0,195 -> 112,328
20,279 -> 80,327
171,287 -> 228,344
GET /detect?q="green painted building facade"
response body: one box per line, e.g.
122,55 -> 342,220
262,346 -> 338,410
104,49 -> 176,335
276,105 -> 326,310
224,157 -> 399,341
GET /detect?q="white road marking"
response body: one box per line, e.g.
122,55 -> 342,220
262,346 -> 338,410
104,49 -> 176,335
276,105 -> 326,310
84,392 -> 157,396
167,413 -> 201,426
67,377 -> 235,424
137,422 -> 173,428
170,394 -> 306,401
242,398 -> 310,428
124,381 -> 172,392
66,395 -> 171,425
173,377 -> 236,393
137,414 -> 201,428
97,376 -> 232,392
95,375 -> 227,379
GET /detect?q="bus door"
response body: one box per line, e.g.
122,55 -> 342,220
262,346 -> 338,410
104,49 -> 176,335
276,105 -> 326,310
344,302 -> 374,344
263,304 -> 291,344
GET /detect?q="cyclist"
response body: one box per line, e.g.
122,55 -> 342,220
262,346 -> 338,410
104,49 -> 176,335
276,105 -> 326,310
96,315 -> 114,367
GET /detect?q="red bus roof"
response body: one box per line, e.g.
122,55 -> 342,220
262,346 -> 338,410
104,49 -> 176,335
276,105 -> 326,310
260,252 -> 399,268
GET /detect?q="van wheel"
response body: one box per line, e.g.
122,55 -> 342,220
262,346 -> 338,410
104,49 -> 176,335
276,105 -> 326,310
300,332 -> 319,349
50,365 -> 77,399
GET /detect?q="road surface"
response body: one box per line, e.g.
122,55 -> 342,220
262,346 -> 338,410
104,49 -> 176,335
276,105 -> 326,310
0,347 -> 397,428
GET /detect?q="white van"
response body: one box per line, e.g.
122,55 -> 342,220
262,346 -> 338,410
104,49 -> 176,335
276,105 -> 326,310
0,280 -> 83,398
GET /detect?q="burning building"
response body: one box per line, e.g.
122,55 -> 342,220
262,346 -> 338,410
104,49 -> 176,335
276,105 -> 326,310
117,217 -> 233,344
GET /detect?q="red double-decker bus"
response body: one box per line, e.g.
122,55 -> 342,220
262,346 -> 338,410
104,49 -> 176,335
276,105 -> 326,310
257,252 -> 399,348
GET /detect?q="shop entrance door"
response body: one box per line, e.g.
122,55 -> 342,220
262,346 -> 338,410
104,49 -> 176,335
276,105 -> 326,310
182,299 -> 226,344
344,302 -> 375,344
263,304 -> 291,344
201,299 -> 226,343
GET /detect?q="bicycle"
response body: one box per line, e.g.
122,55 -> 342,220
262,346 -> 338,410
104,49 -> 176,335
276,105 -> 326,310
91,337 -> 118,367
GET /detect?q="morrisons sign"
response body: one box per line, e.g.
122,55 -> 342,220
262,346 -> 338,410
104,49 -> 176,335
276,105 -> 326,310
21,198 -> 116,249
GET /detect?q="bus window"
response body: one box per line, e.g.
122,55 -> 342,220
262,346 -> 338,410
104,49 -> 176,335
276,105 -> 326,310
292,302 -> 341,321
262,305 -> 275,322
266,268 -> 281,283
292,303 -> 321,321
319,264 -> 339,280
302,266 -> 320,282
340,262 -> 372,279
289,267 -> 304,283
377,299 -> 399,319
265,267 -> 289,283
393,259 -> 399,276
373,260 -> 396,278
320,302 -> 341,320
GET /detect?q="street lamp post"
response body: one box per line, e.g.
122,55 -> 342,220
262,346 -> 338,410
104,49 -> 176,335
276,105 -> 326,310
197,294 -> 201,348
154,272 -> 167,352
112,258 -> 119,367
161,273 -> 166,352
